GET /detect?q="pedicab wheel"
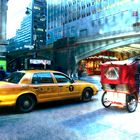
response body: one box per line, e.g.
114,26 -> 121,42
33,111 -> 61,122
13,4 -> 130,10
101,91 -> 111,108
126,94 -> 138,113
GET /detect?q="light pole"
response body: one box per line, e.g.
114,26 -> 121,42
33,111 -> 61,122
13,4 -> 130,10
25,7 -> 46,58
25,7 -> 32,15
25,7 -> 38,58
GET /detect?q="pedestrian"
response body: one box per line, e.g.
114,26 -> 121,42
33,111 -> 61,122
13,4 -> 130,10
77,66 -> 83,79
0,66 -> 6,80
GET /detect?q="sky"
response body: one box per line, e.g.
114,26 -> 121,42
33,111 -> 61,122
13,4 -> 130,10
7,0 -> 31,39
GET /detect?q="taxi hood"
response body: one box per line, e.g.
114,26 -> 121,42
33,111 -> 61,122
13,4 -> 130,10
0,81 -> 17,87
74,80 -> 90,83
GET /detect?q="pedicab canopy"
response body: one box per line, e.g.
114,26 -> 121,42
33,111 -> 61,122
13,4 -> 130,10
100,60 -> 138,88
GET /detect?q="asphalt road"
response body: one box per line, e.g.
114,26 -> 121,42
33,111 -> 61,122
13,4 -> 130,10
0,76 -> 140,140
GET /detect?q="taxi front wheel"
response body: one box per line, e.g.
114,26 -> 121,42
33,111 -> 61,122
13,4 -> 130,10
16,94 -> 36,113
82,88 -> 92,102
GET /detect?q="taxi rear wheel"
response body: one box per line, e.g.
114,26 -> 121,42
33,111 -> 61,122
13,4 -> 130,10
82,88 -> 92,102
16,94 -> 36,113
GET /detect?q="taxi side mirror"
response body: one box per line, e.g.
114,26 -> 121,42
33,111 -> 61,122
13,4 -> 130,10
70,79 -> 74,83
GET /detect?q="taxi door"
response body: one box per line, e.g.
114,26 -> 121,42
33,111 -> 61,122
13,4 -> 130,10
53,73 -> 80,98
31,72 -> 59,101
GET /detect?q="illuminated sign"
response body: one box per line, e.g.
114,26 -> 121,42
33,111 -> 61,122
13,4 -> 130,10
0,60 -> 7,71
30,59 -> 51,65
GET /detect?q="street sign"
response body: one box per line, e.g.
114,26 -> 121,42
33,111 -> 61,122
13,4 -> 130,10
29,59 -> 51,65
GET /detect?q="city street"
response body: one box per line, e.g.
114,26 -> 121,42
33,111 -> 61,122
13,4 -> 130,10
1,0 -> 140,139
0,76 -> 140,140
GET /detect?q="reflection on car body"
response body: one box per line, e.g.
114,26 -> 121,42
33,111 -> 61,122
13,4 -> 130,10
0,70 -> 98,113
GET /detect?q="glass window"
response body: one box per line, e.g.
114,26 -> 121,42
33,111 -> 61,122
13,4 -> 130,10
53,73 -> 71,83
32,72 -> 54,84
71,26 -> 76,34
7,72 -> 25,84
79,29 -> 88,37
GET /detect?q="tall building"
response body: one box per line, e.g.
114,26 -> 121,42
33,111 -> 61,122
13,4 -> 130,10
46,0 -> 140,45
15,15 -> 32,47
0,0 -> 8,54
6,0 -> 47,71
13,0 -> 46,49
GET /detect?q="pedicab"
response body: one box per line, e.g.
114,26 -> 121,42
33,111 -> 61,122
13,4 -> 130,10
100,59 -> 139,112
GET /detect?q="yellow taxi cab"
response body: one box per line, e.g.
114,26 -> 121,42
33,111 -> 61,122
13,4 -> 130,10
0,70 -> 98,113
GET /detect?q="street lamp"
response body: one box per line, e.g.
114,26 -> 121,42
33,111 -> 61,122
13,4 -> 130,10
25,7 -> 46,58
25,7 -> 32,15
25,7 -> 38,58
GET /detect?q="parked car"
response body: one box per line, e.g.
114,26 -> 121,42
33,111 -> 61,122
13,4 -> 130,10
0,70 -> 98,113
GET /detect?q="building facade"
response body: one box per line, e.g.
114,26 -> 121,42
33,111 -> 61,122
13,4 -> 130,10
45,0 -> 140,75
11,0 -> 46,50
0,0 -> 8,53
0,0 -> 8,70
0,0 -> 8,41
15,15 -> 32,48
6,0 -> 140,73
6,0 -> 47,71
47,0 -> 140,45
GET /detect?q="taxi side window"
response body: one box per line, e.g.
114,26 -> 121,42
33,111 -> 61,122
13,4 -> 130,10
32,72 -> 54,84
53,73 -> 71,83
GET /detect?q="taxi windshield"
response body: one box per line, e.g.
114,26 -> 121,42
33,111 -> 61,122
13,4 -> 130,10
6,72 -> 25,84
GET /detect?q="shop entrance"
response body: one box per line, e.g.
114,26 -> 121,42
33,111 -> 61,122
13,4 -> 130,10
78,51 -> 118,75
